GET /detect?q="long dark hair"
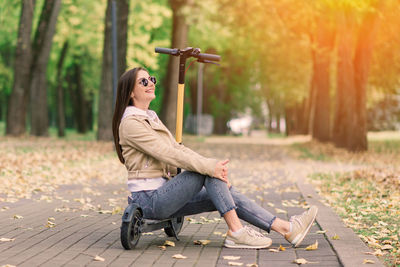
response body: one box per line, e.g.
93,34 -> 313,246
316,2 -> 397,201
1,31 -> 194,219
112,67 -> 148,163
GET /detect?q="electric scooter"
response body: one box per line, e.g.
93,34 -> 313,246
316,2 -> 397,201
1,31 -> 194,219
120,47 -> 221,250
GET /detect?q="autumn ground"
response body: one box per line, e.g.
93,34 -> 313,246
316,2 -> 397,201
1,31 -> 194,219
289,131 -> 400,267
0,128 -> 399,266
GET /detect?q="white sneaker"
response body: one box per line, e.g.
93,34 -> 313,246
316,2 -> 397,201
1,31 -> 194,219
285,206 -> 318,247
224,226 -> 272,249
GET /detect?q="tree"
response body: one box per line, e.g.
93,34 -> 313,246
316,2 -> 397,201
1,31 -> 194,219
6,0 -> 36,136
310,16 -> 335,142
333,1 -> 383,151
55,40 -> 68,137
160,0 -> 189,133
30,0 -> 62,136
97,0 -> 129,141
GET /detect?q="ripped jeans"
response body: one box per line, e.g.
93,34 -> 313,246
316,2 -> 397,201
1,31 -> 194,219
130,171 -> 276,233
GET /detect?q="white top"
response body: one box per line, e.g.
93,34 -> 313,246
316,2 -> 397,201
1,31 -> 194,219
122,106 -> 167,192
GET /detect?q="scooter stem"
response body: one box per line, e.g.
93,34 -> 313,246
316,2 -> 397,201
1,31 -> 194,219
175,83 -> 185,144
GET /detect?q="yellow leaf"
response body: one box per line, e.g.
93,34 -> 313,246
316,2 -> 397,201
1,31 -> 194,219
213,231 -> 222,236
316,230 -> 326,234
158,245 -> 166,251
172,254 -> 187,259
164,240 -> 175,247
228,262 -> 243,266
363,259 -> 375,264
93,255 -> 105,262
246,263 -> 258,267
142,232 -> 154,235
332,234 -> 340,240
305,240 -> 318,251
13,215 -> 23,219
269,248 -> 279,252
279,244 -> 286,251
223,256 -> 241,260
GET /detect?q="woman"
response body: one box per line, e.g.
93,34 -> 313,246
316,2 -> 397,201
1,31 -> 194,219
112,67 -> 318,249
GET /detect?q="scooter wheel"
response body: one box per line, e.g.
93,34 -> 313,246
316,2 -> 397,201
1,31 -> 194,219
121,208 -> 142,249
164,216 -> 184,237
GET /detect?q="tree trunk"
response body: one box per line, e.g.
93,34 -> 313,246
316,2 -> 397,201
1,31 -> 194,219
333,4 -> 381,151
311,18 -> 335,142
6,0 -> 36,136
30,0 -> 61,136
333,11 -> 356,148
74,63 -> 88,133
56,40 -> 68,137
350,4 -> 381,151
117,0 -> 129,77
97,0 -> 113,140
97,0 -> 129,140
160,0 -> 189,134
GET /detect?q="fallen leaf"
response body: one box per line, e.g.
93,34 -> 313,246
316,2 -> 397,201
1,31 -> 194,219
13,215 -> 23,219
93,255 -> 105,262
228,262 -> 243,266
316,230 -> 326,234
364,249 -> 385,257
293,258 -> 309,264
332,234 -> 340,240
0,238 -> 15,242
142,232 -> 154,235
246,264 -> 258,267
381,244 -> 393,250
172,254 -> 187,259
305,240 -> 318,251
1,265 -> 17,267
363,259 -> 375,264
275,208 -> 287,214
193,240 -> 211,246
164,240 -> 175,247
213,231 -> 223,236
269,248 -> 279,252
223,256 -> 241,260
279,244 -> 286,251
158,245 -> 166,251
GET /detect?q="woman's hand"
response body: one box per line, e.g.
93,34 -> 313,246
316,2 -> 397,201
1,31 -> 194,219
213,159 -> 229,184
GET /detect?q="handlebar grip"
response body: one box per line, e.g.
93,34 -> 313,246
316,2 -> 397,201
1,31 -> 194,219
155,47 -> 178,55
197,53 -> 221,62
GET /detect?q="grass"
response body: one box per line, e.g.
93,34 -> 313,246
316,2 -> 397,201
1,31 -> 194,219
311,172 -> 400,266
290,132 -> 400,165
267,132 -> 287,138
290,132 -> 400,267
0,121 -> 96,141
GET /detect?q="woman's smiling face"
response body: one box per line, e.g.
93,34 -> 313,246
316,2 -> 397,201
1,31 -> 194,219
131,70 -> 156,108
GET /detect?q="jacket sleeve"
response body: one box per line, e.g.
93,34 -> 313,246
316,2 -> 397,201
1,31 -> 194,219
120,118 -> 218,177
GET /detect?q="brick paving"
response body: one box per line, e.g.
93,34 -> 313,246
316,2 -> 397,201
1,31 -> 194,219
0,141 -> 382,266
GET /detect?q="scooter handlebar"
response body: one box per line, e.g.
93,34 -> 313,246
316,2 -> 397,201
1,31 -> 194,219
195,53 -> 220,62
155,47 -> 220,62
155,47 -> 179,55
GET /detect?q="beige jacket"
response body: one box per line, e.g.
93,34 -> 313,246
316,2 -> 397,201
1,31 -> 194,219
119,114 -> 218,180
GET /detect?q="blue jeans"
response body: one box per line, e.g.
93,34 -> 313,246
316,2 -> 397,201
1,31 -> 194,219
130,171 -> 277,233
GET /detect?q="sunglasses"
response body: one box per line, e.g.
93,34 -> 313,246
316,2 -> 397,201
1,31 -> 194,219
138,76 -> 157,87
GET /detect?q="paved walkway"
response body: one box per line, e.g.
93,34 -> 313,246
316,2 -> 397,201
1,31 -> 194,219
0,141 -> 383,266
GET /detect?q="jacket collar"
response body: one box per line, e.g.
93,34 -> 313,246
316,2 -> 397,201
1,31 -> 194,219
122,106 -> 160,124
